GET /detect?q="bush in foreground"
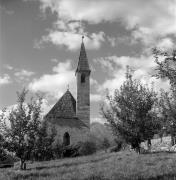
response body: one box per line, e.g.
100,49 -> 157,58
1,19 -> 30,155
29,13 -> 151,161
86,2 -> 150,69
78,141 -> 96,156
61,141 -> 97,158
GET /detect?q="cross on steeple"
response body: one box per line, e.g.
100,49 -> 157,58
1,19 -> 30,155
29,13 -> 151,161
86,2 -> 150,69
67,84 -> 69,91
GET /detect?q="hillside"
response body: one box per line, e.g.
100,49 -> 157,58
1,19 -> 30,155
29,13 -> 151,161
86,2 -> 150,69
1,150 -> 176,180
90,122 -> 115,146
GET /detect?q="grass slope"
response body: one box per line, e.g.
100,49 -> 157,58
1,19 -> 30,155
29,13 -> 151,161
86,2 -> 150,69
1,150 -> 176,180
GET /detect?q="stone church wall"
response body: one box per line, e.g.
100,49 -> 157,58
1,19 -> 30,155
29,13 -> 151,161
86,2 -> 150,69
50,122 -> 90,145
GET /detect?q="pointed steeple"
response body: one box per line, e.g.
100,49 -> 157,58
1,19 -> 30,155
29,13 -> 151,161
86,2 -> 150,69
76,36 -> 90,73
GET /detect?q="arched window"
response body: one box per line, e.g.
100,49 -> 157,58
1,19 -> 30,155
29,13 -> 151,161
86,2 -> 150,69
63,132 -> 70,146
81,73 -> 86,83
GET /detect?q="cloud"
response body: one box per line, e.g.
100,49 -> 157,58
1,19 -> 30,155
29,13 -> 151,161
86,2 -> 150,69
35,0 -> 176,47
156,38 -> 174,50
38,31 -> 105,51
14,69 -> 35,81
0,74 -> 11,86
0,6 -> 14,15
29,60 -> 76,99
4,64 -> 13,70
51,58 -> 59,63
94,55 -> 170,93
29,59 -> 100,104
90,94 -> 101,102
90,78 -> 98,86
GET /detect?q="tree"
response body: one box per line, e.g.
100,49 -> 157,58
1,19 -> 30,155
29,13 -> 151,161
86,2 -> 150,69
0,88 -> 43,169
101,73 -> 159,153
153,48 -> 176,145
0,134 -> 6,160
101,138 -> 110,152
158,89 -> 176,145
153,48 -> 176,91
34,120 -> 57,161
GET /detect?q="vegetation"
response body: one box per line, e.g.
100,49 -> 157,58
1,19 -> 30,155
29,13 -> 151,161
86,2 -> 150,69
33,120 -> 57,161
78,141 -> 97,156
0,88 -> 43,169
1,149 -> 176,180
101,71 -> 159,153
0,88 -> 57,169
153,48 -> 176,145
101,138 -> 110,152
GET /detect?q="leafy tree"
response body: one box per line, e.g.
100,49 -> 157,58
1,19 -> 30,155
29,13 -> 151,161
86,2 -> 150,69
34,120 -> 57,161
153,48 -> 176,90
0,88 -> 43,169
0,134 -> 6,160
101,74 -> 159,153
153,48 -> 176,145
158,89 -> 176,145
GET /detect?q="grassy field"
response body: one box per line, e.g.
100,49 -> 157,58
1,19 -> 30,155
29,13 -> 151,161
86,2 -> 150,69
1,150 -> 176,180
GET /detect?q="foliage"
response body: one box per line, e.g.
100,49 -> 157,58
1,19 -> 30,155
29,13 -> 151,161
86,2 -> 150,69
61,144 -> 80,158
61,141 -> 97,158
158,89 -> 176,145
0,88 -> 43,169
90,122 -> 115,149
101,75 -> 159,153
153,48 -> 176,91
153,48 -> 176,145
33,121 -> 57,161
78,141 -> 97,156
101,138 -> 110,151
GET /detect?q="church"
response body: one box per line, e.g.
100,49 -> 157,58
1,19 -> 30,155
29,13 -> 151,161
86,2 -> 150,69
45,37 -> 91,146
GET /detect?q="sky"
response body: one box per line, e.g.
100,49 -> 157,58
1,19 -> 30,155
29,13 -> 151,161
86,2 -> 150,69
0,0 -> 176,123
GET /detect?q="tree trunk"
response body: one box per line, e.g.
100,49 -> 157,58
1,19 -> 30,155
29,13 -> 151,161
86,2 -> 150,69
171,134 -> 175,146
160,136 -> 163,143
147,139 -> 151,151
159,133 -> 163,143
20,159 -> 26,170
135,143 -> 141,154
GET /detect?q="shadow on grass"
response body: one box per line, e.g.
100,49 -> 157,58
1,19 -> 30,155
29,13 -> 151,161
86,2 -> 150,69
9,172 -> 50,180
82,174 -> 176,180
141,151 -> 176,155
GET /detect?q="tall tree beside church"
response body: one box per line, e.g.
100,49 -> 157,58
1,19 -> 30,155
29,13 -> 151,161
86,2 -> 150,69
34,120 -> 57,161
101,71 -> 158,153
153,48 -> 176,145
0,88 -> 43,169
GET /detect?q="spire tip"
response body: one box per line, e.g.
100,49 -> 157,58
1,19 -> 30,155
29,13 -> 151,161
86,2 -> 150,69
82,35 -> 84,42
67,84 -> 69,91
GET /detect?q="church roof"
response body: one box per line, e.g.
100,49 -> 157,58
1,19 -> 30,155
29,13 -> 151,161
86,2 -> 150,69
76,37 -> 90,73
47,117 -> 87,129
44,90 -> 87,128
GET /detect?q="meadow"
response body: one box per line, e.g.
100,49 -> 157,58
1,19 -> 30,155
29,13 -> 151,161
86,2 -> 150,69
1,149 -> 176,180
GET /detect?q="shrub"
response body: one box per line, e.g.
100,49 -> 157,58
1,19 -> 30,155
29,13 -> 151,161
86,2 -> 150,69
78,141 -> 96,156
59,141 -> 97,158
101,138 -> 110,151
0,150 -> 15,168
61,144 -> 80,158
110,139 -> 123,152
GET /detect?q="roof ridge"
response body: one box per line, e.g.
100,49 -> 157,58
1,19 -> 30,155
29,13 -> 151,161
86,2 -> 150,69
45,90 -> 76,119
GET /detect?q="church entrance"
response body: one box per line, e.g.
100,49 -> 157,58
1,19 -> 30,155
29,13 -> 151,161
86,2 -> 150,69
63,132 -> 70,146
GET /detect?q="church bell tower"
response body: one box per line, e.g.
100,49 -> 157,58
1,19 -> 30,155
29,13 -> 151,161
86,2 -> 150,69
75,36 -> 91,128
